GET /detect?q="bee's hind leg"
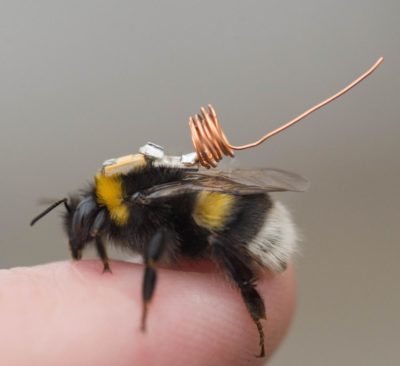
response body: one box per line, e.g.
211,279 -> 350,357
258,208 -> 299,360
210,236 -> 267,358
141,228 -> 168,332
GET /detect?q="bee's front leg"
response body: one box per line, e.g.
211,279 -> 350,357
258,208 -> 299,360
90,209 -> 110,272
141,228 -> 167,332
94,236 -> 111,273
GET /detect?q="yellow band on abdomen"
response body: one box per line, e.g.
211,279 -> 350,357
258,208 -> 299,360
193,191 -> 235,230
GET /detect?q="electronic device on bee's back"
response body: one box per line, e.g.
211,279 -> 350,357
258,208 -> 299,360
30,58 -> 383,357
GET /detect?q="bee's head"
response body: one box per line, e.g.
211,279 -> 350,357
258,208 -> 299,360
64,196 -> 102,259
31,195 -> 109,259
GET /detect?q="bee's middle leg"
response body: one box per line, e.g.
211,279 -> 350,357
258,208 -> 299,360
141,228 -> 167,332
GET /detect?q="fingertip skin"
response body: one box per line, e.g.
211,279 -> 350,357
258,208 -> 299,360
0,260 -> 296,366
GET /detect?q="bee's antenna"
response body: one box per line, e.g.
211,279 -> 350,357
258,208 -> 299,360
190,57 -> 384,168
30,198 -> 69,226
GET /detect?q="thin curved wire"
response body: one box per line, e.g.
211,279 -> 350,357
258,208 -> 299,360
189,57 -> 383,168
232,57 -> 384,150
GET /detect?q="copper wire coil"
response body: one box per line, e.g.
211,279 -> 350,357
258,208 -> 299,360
189,57 -> 383,169
189,105 -> 233,168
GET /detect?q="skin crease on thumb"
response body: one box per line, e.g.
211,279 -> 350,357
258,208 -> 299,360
0,259 -> 296,366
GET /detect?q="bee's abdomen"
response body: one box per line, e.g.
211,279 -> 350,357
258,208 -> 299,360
247,201 -> 297,272
192,191 -> 237,231
199,194 -> 296,272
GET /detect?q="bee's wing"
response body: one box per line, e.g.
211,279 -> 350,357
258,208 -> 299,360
132,168 -> 308,203
198,168 -> 309,192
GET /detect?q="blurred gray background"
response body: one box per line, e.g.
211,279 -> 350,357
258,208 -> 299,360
0,1 -> 399,365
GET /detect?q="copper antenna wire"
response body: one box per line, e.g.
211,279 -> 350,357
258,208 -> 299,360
189,57 -> 383,168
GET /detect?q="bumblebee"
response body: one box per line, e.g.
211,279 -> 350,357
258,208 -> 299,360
31,150 -> 307,357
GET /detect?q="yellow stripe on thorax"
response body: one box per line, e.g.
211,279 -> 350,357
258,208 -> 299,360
193,191 -> 236,230
95,174 -> 129,225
